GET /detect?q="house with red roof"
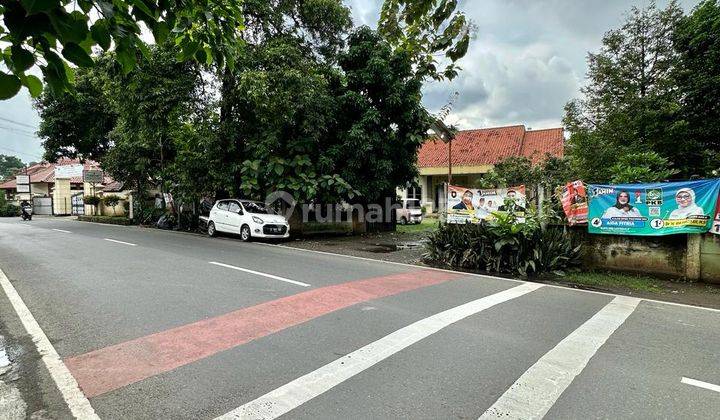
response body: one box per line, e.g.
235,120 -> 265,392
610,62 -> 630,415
0,158 -> 116,215
402,124 -> 564,212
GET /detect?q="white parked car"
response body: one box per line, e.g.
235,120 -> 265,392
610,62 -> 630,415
396,198 -> 423,224
207,199 -> 290,241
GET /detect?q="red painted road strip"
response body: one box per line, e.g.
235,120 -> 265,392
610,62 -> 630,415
65,269 -> 461,397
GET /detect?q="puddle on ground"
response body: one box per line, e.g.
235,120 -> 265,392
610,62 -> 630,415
362,241 -> 425,253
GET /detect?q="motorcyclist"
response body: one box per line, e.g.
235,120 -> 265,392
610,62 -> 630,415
20,200 -> 32,220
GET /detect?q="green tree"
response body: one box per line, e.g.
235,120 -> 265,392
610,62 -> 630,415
0,0 -> 244,99
102,43 -> 207,207
36,55 -> 117,162
674,0 -> 720,176
330,26 -> 430,204
102,194 -> 121,215
564,1 -> 692,181
0,154 -> 24,179
609,151 -> 678,183
379,0 -> 472,80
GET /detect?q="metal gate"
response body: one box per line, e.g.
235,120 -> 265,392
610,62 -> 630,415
32,197 -> 53,215
71,193 -> 84,216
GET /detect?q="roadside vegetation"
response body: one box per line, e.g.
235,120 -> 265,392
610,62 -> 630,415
559,271 -> 665,293
396,218 -> 438,234
0,194 -> 19,217
423,206 -> 581,277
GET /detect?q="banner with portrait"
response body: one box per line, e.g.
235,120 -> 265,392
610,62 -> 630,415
587,179 -> 720,236
446,185 -> 526,224
560,180 -> 588,226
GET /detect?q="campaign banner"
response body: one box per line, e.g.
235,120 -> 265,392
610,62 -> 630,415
588,179 -> 720,236
447,185 -> 526,224
711,192 -> 720,235
560,180 -> 588,226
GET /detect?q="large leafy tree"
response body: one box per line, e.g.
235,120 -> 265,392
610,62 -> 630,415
216,0 -> 353,200
0,154 -> 23,179
101,43 -> 209,201
0,0 -> 244,99
674,0 -> 720,176
564,1 -> 689,182
329,26 -> 429,204
379,0 -> 471,81
36,55 -> 116,161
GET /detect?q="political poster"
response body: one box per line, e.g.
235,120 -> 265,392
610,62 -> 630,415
560,180 -> 588,226
711,192 -> 720,235
587,179 -> 720,236
446,185 -> 526,224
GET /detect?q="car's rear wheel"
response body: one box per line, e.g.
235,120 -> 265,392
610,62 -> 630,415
399,216 -> 407,225
208,221 -> 217,237
240,224 -> 252,242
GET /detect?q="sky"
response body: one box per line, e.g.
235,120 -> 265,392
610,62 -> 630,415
0,0 -> 700,164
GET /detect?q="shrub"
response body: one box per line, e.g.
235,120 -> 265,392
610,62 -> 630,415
423,206 -> 581,277
77,215 -> 133,225
0,194 -> 19,217
102,194 -> 121,215
84,195 -> 101,215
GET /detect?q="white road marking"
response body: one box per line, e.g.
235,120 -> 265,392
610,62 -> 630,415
208,261 -> 311,287
33,219 -> 720,315
215,282 -> 543,420
681,377 -> 720,393
51,229 -> 71,233
257,243 -> 720,314
0,268 -> 99,419
103,238 -> 137,246
479,295 -> 640,420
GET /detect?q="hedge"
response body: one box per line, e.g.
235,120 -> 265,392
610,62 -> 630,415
77,215 -> 134,225
0,204 -> 20,217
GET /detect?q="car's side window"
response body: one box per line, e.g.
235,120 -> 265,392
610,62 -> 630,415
217,201 -> 229,211
228,202 -> 241,214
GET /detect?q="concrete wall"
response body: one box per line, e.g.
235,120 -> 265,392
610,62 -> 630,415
573,227 -> 720,284
52,179 -> 71,215
700,234 -> 720,283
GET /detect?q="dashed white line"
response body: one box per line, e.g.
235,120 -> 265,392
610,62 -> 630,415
209,261 -> 310,287
214,282 -> 543,420
0,268 -> 99,419
479,295 -> 641,420
52,229 -> 71,233
103,238 -> 137,246
681,377 -> 720,393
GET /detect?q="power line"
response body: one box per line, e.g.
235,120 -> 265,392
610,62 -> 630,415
0,116 -> 38,130
0,124 -> 38,138
0,146 -> 44,160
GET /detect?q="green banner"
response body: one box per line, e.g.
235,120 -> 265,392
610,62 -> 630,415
588,179 -> 720,236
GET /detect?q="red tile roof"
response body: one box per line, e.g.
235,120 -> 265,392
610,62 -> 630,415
0,158 -> 113,189
418,125 -> 564,168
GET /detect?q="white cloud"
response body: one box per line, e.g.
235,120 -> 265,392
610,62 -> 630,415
0,0 -> 702,159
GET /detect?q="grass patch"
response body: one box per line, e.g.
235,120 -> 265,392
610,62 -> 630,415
561,271 -> 665,293
396,218 -> 439,234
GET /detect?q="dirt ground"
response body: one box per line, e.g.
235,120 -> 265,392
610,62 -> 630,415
283,231 -> 720,310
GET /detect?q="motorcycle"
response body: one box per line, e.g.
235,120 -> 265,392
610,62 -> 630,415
21,204 -> 32,221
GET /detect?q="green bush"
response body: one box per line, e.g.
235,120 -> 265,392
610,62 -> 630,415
77,215 -> 134,225
0,203 -> 19,217
0,194 -> 19,217
423,206 -> 581,277
102,194 -> 121,215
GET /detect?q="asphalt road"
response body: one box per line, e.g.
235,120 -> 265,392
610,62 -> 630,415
0,216 -> 719,419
